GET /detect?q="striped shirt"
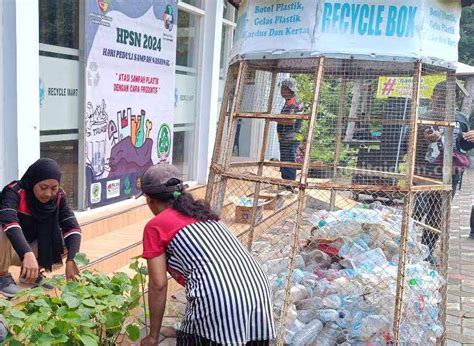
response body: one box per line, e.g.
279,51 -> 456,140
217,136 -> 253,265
142,208 -> 275,344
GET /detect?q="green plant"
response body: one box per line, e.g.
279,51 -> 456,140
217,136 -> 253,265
0,254 -> 148,345
293,75 -> 357,166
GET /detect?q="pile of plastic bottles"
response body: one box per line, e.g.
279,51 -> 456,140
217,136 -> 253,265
253,203 -> 445,345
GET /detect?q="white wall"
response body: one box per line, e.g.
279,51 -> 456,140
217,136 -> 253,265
0,0 -> 40,185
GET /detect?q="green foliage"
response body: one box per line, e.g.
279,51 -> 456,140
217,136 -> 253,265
459,7 -> 474,66
1,255 -> 148,345
293,75 -> 357,165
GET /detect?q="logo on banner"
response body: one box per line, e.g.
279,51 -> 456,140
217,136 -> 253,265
376,74 -> 447,99
91,183 -> 102,204
97,0 -> 111,13
106,179 -> 120,199
157,124 -> 171,161
163,5 -> 174,31
124,176 -> 132,195
39,79 -> 46,108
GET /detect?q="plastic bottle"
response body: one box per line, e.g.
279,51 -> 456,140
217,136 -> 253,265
315,309 -> 345,323
296,296 -> 324,310
322,294 -> 342,309
297,309 -> 319,324
291,319 -> 323,345
315,322 -> 343,345
360,315 -> 390,341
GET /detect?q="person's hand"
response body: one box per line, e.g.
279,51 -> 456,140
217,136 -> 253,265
424,128 -> 441,142
21,252 -> 39,283
140,334 -> 159,345
463,130 -> 474,142
65,261 -> 80,281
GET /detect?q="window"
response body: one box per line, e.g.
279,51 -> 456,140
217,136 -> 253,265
174,6 -> 202,181
39,0 -> 81,208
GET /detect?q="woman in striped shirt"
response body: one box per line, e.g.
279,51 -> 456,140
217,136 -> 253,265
139,164 -> 275,346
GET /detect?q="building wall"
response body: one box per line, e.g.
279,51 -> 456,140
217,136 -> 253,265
0,1 -> 236,210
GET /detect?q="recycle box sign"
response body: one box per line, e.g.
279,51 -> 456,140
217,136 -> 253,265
231,0 -> 461,66
84,0 -> 177,208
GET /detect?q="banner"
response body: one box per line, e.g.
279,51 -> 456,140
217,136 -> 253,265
85,0 -> 177,208
230,0 -> 461,66
376,74 -> 447,99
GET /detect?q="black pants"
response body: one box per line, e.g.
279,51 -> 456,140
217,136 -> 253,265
177,333 -> 270,346
415,174 -> 460,254
470,205 -> 474,235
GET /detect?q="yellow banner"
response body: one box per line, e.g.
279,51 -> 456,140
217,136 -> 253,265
376,74 -> 446,99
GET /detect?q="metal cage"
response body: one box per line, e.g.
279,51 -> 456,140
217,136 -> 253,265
206,57 -> 454,345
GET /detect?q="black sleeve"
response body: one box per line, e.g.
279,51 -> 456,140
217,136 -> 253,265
0,186 -> 32,259
58,190 -> 81,261
460,122 -> 474,151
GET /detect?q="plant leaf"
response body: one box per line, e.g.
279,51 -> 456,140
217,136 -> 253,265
9,309 -> 27,319
82,299 -> 96,308
74,252 -> 90,266
78,333 -> 99,346
126,324 -> 141,341
105,311 -> 123,330
63,294 -> 81,309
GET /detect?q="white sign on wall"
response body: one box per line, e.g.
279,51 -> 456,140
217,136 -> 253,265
39,56 -> 80,131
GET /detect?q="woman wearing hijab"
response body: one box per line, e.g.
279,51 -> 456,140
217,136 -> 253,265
0,158 -> 81,297
139,164 -> 275,346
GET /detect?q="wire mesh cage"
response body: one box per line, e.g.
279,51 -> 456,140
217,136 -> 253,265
206,56 -> 454,345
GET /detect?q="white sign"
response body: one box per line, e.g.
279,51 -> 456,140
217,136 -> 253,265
85,0 -> 178,207
39,56 -> 80,131
231,0 -> 461,66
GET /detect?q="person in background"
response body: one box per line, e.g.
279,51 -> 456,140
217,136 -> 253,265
414,81 -> 474,262
139,164 -> 275,346
277,78 -> 304,182
0,158 -> 81,297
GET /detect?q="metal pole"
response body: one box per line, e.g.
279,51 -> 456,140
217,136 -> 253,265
393,60 -> 422,342
277,57 -> 325,346
247,72 -> 277,250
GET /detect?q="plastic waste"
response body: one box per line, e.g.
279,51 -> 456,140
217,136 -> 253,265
315,322 -> 343,345
291,319 -> 323,345
314,309 -> 345,323
322,294 -> 342,309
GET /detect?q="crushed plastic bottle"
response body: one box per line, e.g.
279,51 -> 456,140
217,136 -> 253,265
291,319 -> 324,345
314,309 -> 345,323
0,316 -> 7,343
315,322 -> 343,345
322,294 -> 342,309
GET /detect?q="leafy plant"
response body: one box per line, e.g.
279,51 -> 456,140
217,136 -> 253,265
0,253 -> 149,345
293,74 -> 357,166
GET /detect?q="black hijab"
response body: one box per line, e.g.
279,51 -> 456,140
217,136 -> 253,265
20,158 -> 63,271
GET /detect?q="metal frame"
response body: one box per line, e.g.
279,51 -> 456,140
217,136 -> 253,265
206,56 -> 454,344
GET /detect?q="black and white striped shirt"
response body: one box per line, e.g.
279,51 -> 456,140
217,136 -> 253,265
142,209 -> 275,344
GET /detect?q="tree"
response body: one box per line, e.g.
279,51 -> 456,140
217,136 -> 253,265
459,6 -> 474,65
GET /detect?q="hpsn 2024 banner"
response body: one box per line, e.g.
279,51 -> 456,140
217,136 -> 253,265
85,0 -> 177,208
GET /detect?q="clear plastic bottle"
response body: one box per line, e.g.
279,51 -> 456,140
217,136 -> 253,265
315,322 -> 343,346
322,294 -> 342,309
314,309 -> 345,323
291,319 -> 324,345
0,316 -> 7,343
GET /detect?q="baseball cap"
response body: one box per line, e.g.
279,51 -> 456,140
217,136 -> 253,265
138,163 -> 184,197
281,78 -> 296,93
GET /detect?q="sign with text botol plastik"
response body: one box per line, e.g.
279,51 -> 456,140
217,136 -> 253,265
230,0 -> 461,66
85,0 -> 177,208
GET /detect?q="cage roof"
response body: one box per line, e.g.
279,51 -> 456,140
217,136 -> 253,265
230,0 -> 462,69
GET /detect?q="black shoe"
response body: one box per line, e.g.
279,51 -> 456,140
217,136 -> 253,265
20,271 -> 54,290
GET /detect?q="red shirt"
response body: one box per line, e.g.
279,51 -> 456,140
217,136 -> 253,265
142,208 -> 197,259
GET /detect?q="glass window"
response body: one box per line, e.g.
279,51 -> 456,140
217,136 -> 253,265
39,0 -> 79,49
39,1 -> 80,208
223,1 -> 236,22
174,9 -> 201,181
40,141 -> 79,209
180,0 -> 204,9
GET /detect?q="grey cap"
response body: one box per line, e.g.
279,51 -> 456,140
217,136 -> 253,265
140,163 -> 183,196
281,78 -> 296,93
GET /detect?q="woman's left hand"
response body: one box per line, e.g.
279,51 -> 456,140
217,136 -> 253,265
463,130 -> 474,143
65,261 -> 80,281
140,334 -> 159,345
